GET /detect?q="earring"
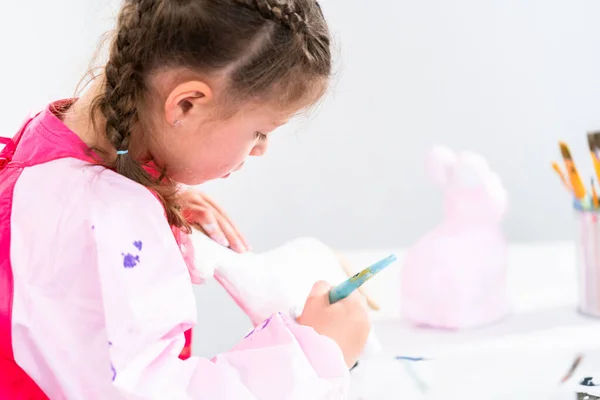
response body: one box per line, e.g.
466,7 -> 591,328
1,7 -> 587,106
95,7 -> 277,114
174,119 -> 181,126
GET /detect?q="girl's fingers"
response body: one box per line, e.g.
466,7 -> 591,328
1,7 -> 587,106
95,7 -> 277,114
183,190 -> 248,251
200,193 -> 251,251
189,205 -> 230,248
214,211 -> 247,253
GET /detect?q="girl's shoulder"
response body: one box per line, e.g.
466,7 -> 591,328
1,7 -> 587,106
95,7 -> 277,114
14,157 -> 168,235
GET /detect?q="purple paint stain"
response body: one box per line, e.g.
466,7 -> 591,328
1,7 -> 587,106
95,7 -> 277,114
133,241 -> 143,251
108,341 -> 116,380
245,314 -> 280,340
122,253 -> 140,268
260,316 -> 273,330
111,364 -> 116,381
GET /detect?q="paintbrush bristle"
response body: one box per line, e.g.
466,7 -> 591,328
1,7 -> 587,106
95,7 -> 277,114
589,131 -> 600,150
559,142 -> 572,160
560,354 -> 583,383
552,161 -> 561,171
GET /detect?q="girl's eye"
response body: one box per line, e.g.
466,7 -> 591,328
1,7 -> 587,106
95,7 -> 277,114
255,132 -> 267,141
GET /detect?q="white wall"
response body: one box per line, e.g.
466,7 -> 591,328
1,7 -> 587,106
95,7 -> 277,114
0,1 -> 115,128
4,0 -> 600,251
203,0 -> 600,252
4,0 -> 600,356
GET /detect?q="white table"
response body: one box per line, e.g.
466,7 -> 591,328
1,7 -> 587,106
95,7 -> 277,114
193,241 -> 600,398
349,241 -> 585,349
344,241 -> 600,399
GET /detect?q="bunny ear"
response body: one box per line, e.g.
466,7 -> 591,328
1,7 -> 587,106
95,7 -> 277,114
453,151 -> 489,188
427,145 -> 457,186
459,151 -> 489,174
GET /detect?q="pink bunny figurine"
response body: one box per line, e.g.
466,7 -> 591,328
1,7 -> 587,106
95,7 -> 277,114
400,146 -> 509,329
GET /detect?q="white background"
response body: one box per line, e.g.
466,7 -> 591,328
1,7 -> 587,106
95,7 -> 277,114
3,1 -> 600,250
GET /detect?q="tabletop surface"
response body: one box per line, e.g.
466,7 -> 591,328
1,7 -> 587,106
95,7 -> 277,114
343,241 -> 600,399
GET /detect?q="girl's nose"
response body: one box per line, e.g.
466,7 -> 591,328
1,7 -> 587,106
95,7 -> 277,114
250,140 -> 268,157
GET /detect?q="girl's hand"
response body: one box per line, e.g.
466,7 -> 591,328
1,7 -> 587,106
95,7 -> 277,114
181,190 -> 251,253
297,281 -> 371,369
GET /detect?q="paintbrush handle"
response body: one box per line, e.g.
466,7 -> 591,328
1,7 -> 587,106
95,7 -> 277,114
559,142 -> 586,199
592,153 -> 600,183
328,254 -> 397,304
567,164 -> 587,199
552,162 -> 573,194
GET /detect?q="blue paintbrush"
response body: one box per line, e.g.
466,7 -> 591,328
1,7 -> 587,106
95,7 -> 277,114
329,254 -> 397,304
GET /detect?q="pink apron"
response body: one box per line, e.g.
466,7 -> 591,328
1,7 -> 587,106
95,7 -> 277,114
0,113 -> 48,399
0,101 -> 192,398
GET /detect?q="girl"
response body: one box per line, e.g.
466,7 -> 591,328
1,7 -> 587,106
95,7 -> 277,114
0,0 -> 370,398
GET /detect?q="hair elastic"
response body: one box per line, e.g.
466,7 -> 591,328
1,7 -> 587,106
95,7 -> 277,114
116,150 -> 129,155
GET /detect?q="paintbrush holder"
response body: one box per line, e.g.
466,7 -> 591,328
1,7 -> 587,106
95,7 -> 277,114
574,202 -> 600,318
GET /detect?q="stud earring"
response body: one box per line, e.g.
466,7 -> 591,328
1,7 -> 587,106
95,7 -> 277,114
174,119 -> 181,126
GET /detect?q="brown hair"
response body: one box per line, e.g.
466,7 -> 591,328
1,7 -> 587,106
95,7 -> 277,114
88,0 -> 331,231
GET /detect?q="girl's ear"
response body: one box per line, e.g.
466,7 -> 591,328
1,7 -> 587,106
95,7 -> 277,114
427,145 -> 457,188
164,81 -> 213,127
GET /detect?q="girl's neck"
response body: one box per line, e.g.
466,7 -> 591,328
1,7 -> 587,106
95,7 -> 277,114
62,80 -> 113,155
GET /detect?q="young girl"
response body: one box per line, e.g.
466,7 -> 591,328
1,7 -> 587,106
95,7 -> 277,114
0,0 -> 370,398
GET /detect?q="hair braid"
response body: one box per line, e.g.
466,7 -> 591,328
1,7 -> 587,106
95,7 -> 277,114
91,0 -> 188,230
101,1 -> 155,154
234,0 -> 330,75
234,0 -> 307,33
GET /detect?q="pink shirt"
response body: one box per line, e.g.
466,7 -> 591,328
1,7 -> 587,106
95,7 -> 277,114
0,101 -> 348,399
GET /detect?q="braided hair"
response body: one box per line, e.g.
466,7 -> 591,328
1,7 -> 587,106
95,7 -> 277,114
235,0 -> 307,33
90,0 -> 331,230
